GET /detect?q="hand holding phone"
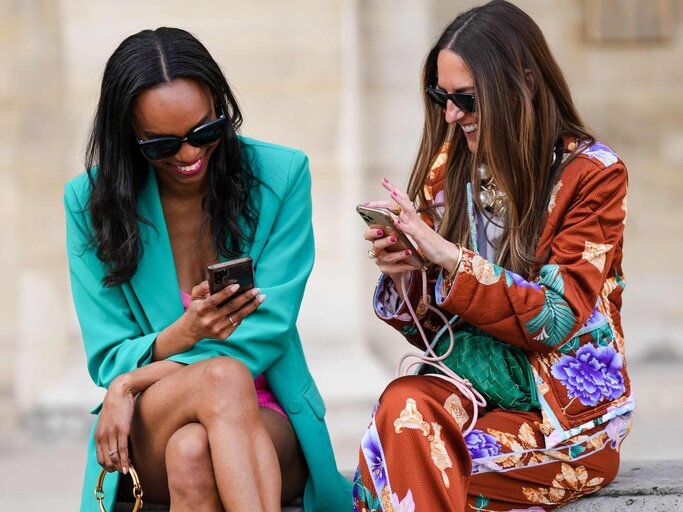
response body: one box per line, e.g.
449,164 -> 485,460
357,204 -> 425,268
178,257 -> 263,343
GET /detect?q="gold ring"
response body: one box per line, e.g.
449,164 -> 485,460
392,205 -> 402,215
229,315 -> 236,326
368,249 -> 377,259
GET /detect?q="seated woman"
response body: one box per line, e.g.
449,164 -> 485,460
65,27 -> 350,512
356,1 -> 633,510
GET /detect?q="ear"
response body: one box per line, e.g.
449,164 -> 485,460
524,68 -> 537,95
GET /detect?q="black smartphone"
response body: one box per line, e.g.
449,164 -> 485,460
207,257 -> 255,307
356,204 -> 426,267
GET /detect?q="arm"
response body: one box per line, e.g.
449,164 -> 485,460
435,161 -> 627,352
65,180 -> 160,388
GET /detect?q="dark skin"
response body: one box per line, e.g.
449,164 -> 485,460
93,78 -> 307,512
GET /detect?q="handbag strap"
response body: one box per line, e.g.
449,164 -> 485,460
95,464 -> 143,512
396,269 -> 487,436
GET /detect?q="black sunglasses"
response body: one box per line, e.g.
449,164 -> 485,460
136,106 -> 227,160
425,86 -> 477,114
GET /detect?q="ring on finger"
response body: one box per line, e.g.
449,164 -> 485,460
368,249 -> 377,259
392,205 -> 402,215
108,449 -> 119,456
228,315 -> 236,326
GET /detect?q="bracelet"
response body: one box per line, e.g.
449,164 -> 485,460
444,243 -> 463,282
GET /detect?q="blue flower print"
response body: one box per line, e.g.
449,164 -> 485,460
464,429 -> 502,459
551,344 -> 625,406
584,141 -> 618,167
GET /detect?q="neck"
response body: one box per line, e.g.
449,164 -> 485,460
155,170 -> 210,202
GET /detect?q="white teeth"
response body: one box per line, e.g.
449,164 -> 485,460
462,123 -> 478,134
178,158 -> 202,172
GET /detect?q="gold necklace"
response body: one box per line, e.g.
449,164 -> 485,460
477,164 -> 506,214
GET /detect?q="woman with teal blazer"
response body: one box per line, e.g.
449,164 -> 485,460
65,27 -> 350,511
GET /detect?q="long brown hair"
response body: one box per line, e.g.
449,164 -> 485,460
409,0 -> 594,278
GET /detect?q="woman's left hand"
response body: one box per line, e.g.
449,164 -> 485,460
369,178 -> 461,273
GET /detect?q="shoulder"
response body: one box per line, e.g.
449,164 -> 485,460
64,169 -> 95,211
548,139 -> 627,222
239,136 -> 310,195
559,139 -> 627,189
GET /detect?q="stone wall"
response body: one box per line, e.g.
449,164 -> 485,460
0,0 -> 681,446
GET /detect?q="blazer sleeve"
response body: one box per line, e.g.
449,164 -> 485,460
434,160 -> 627,353
65,181 -> 158,389
190,150 -> 315,377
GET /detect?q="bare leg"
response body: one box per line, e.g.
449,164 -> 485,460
259,407 -> 308,503
127,357 -> 280,511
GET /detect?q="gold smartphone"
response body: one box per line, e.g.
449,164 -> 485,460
356,204 -> 425,267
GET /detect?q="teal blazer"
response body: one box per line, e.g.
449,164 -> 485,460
65,137 -> 352,511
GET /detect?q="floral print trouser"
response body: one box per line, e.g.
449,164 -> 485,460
355,376 -> 632,512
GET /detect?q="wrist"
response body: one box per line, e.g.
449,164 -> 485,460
112,373 -> 136,396
437,241 -> 461,274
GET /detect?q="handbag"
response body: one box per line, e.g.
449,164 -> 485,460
423,323 -> 540,411
94,464 -> 143,512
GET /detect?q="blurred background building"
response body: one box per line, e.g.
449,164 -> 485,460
0,0 -> 682,509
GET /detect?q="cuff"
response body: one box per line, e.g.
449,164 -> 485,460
373,272 -> 413,320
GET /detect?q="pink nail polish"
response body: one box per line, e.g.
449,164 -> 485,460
396,219 -> 401,224
376,229 -> 383,236
390,236 -> 397,243
405,250 -> 412,256
392,191 -> 398,196
383,177 -> 389,183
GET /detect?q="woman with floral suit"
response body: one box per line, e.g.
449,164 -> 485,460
356,2 -> 633,510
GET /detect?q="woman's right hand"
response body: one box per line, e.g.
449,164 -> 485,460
364,228 -> 421,295
181,281 -> 265,342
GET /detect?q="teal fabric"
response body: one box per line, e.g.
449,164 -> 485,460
424,324 -> 540,411
65,137 -> 351,511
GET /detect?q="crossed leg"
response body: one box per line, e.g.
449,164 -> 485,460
123,356 -> 307,511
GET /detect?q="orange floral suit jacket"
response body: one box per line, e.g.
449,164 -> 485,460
374,136 -> 634,448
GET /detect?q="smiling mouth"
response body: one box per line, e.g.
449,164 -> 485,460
461,123 -> 478,134
174,156 -> 204,175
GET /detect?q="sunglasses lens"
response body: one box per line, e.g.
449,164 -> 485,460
188,118 -> 226,147
426,87 -> 447,108
142,139 -> 181,159
455,94 -> 476,114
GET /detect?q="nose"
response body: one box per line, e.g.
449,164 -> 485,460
444,100 -> 466,125
174,142 -> 203,164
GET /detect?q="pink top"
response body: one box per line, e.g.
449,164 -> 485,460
180,291 -> 286,417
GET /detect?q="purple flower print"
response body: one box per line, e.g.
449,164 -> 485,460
551,344 -> 625,406
361,423 -> 388,491
464,429 -> 502,459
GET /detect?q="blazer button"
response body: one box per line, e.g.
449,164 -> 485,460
288,400 -> 303,414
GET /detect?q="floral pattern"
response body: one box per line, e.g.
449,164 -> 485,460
524,265 -> 576,347
551,345 -> 625,406
582,241 -> 613,273
522,463 -> 604,506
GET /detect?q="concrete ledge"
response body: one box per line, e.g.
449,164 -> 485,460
115,460 -> 682,511
562,460 -> 683,511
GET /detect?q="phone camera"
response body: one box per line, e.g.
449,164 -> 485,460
215,269 -> 228,284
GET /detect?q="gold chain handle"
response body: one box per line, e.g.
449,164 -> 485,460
95,464 -> 144,512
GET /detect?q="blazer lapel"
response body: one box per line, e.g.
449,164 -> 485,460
130,167 -> 184,332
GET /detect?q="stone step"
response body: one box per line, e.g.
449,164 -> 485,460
115,461 -> 682,511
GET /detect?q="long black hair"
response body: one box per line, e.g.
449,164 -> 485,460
85,27 -> 259,286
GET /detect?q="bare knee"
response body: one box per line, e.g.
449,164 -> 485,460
166,423 -> 214,495
199,357 -> 259,421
